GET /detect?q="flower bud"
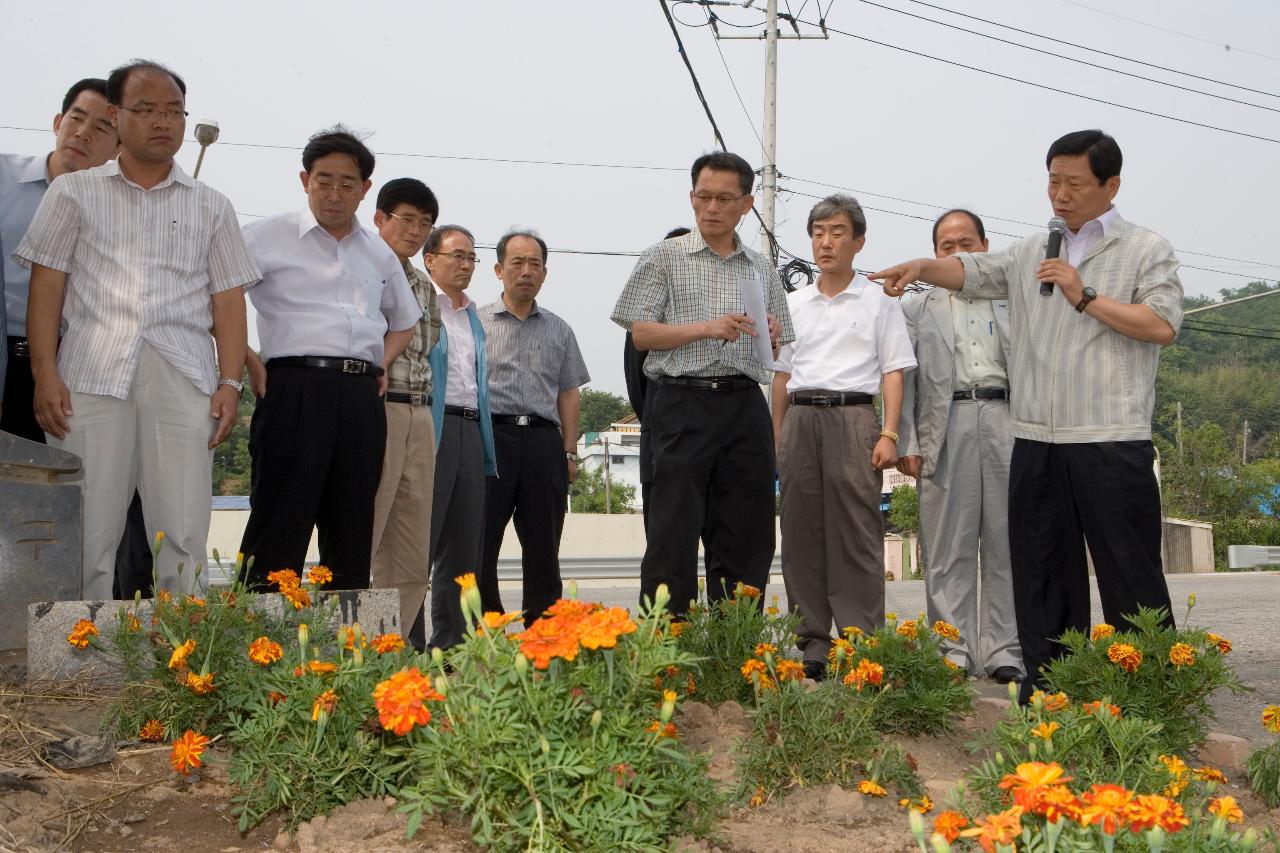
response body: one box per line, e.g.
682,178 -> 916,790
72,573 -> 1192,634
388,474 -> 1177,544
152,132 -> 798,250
434,676 -> 448,698
1241,828 -> 1259,852
1187,592 -> 1196,609
929,833 -> 953,853
660,694 -> 676,724
653,583 -> 670,613
591,710 -> 603,730
298,622 -> 310,649
540,736 -> 551,755
515,652 -> 529,677
1210,815 -> 1226,842
1007,681 -> 1018,702
908,809 -> 925,838
431,646 -> 444,667
1145,826 -> 1165,853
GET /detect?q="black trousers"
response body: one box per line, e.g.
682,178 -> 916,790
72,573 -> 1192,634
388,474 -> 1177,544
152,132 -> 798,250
426,414 -> 486,650
641,381 -> 776,616
479,422 -> 568,623
240,364 -> 385,591
640,425 -> 724,579
5,337 -> 152,597
1009,438 -> 1173,702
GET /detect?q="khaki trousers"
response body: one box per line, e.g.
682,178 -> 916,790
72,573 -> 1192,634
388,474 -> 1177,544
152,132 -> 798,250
370,401 -> 436,633
778,403 -> 884,663
50,343 -> 214,600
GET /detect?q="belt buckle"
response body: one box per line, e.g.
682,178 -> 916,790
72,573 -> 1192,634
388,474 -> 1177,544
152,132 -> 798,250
13,340 -> 30,358
812,394 -> 833,407
709,380 -> 721,391
341,359 -> 365,375
410,392 -> 425,406
515,415 -> 531,426
466,408 -> 479,421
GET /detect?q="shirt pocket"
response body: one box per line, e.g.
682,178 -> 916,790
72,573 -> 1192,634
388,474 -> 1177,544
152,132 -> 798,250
531,339 -> 566,386
340,271 -> 384,318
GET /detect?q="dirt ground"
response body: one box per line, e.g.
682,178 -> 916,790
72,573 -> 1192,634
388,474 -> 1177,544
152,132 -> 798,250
1,663 -> 1277,853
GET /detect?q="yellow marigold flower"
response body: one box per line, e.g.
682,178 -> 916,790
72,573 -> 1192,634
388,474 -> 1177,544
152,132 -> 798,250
138,719 -> 166,742
266,568 -> 300,590
668,621 -> 685,637
481,611 -> 521,631
577,607 -> 638,651
306,565 -> 332,586
1079,784 -> 1134,834
514,614 -> 581,669
734,582 -> 761,599
281,584 -> 311,610
828,638 -> 855,662
168,638 -> 196,670
307,660 -> 338,675
1032,690 -> 1070,713
857,780 -> 886,797
125,613 -> 141,632
749,785 -> 766,807
1169,642 -> 1196,667
311,689 -> 338,722
1160,754 -> 1189,797
741,658 -> 768,682
170,729 -> 209,775
663,689 -> 678,704
454,572 -> 477,591
766,595 -> 780,617
885,611 -> 897,622
896,619 -> 918,639
933,811 -> 969,843
1106,641 -> 1143,673
1193,766 -> 1228,784
1262,704 -> 1280,734
932,620 -> 961,643
842,625 -> 865,639
373,667 -> 442,736
776,659 -> 806,682
371,633 -> 406,654
248,636 -> 283,666
1091,623 -> 1116,641
999,762 -> 1073,792
1207,796 -> 1244,823
960,805 -> 1024,849
1125,793 -> 1189,834
66,619 -> 98,650
1206,632 -> 1232,654
754,642 -> 778,658
899,794 -> 933,814
1032,721 -> 1061,740
943,658 -> 960,670
185,671 -> 216,695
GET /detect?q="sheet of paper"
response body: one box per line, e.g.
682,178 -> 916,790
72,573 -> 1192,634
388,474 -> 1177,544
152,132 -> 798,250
738,274 -> 775,370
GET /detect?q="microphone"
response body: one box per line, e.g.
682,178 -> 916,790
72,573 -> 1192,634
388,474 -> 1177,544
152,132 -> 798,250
1040,217 -> 1068,295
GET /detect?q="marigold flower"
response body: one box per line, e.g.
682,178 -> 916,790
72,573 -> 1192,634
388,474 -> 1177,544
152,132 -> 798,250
1032,721 -> 1061,741
896,619 -> 918,639
307,660 -> 338,675
960,805 -> 1024,851
1091,623 -> 1115,641
1207,795 -> 1244,823
933,810 -> 969,843
266,568 -> 300,589
281,584 -> 311,610
741,659 -> 768,682
373,667 -> 441,736
646,720 -> 678,738
1206,632 -> 1232,654
170,729 -> 209,775
668,621 -> 685,637
66,619 -> 98,650
184,595 -> 206,608
514,614 -> 581,669
944,659 -> 960,670
828,638 -> 855,662
1193,766 -> 1228,784
481,611 -> 522,632
899,794 -> 933,814
842,625 -> 864,639
933,620 -> 961,642
1018,784 -> 1082,823
311,689 -> 338,721
999,762 -> 1073,792
138,719 -> 166,742
185,671 -> 216,695
125,613 -> 141,632
156,589 -> 172,603
1262,704 -> 1280,734
749,785 -> 766,807
1106,641 -> 1143,673
766,595 -> 780,616
1160,754 -> 1189,797
1082,700 -> 1122,718
1032,690 -> 1070,713
1125,794 -> 1188,834
267,691 -> 286,706
454,572 -> 477,591
1169,642 -> 1196,667
754,642 -> 778,658
733,582 -> 761,599
168,638 -> 196,670
371,633 -> 406,653
857,780 -> 886,797
863,636 -> 879,649
776,659 -> 806,682
1079,784 -> 1134,834
248,636 -> 283,665
306,565 -> 332,586
340,626 -> 366,651
577,607 -> 638,650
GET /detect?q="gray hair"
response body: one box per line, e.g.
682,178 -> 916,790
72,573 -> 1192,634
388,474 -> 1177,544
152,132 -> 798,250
806,193 -> 866,238
422,224 -> 475,256
496,229 -> 548,264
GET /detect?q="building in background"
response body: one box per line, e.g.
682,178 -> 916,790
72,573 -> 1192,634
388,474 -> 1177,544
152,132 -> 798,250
577,414 -> 643,511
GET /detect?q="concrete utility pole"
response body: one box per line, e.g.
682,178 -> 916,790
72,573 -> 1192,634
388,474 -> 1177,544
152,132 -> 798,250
1243,418 -> 1250,465
1176,401 -> 1183,459
604,436 -> 612,514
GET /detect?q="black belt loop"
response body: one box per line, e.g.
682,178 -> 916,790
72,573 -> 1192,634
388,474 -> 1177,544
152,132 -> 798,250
444,404 -> 480,421
952,387 -> 1009,401
266,356 -> 385,377
492,414 -> 557,428
788,390 -> 874,407
385,391 -> 432,406
655,375 -> 757,392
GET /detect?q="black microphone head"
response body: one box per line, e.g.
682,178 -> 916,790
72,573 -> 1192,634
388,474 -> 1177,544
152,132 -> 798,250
1048,216 -> 1068,235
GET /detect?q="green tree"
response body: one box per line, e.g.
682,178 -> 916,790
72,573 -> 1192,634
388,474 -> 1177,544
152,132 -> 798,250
578,387 -> 633,434
213,389 -> 256,495
570,463 -> 636,514
888,483 -> 921,579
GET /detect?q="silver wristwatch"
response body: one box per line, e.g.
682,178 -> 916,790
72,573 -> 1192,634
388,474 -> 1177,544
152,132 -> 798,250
219,377 -> 245,396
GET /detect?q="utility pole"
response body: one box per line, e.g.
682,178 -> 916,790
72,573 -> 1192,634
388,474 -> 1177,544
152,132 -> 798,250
1176,401 -> 1183,460
1243,418 -> 1250,465
604,436 -> 612,514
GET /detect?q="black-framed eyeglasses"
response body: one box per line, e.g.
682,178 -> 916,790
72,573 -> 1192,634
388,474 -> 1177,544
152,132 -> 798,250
117,105 -> 188,123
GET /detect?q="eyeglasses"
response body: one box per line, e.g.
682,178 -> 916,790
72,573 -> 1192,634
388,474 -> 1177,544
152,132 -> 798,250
429,251 -> 479,265
117,105 -> 188,123
388,212 -> 434,231
310,179 -> 363,197
692,191 -> 747,206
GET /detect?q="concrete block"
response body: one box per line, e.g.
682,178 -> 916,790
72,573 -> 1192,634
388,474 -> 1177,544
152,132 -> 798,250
1196,731 -> 1251,771
26,588 -> 399,683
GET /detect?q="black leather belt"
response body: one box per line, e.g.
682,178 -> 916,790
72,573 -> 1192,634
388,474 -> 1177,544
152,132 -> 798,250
656,375 -> 757,392
267,356 -> 384,376
789,391 -> 873,407
385,391 -> 432,406
492,414 -> 557,427
7,336 -> 29,358
953,387 -> 1008,401
444,405 -> 479,421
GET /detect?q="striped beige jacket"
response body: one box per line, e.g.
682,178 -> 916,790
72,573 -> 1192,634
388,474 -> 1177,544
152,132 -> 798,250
958,214 -> 1182,443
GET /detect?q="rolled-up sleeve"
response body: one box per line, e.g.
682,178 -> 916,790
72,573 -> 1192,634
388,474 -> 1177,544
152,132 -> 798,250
611,244 -> 668,329
14,178 -> 80,273
380,261 -> 424,332
1133,238 -> 1183,335
959,249 -> 1017,301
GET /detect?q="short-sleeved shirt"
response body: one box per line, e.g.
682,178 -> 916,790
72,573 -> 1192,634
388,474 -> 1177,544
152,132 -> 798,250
243,209 -> 421,365
776,273 -> 916,395
610,230 -> 794,385
14,159 -> 261,398
0,152 -> 51,337
384,260 -> 440,396
478,298 -> 590,425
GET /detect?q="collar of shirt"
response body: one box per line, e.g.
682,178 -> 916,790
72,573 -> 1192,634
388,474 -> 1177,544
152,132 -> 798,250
486,296 -> 541,318
684,227 -> 747,260
801,272 -> 871,304
434,284 -> 472,312
100,158 -> 196,192
1066,205 -> 1120,242
19,154 -> 49,185
297,205 -> 367,243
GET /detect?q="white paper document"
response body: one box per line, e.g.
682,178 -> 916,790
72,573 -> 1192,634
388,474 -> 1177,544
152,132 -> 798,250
738,274 -> 775,370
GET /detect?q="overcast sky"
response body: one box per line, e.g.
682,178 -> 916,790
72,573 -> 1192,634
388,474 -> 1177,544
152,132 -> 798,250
3,0 -> 1277,397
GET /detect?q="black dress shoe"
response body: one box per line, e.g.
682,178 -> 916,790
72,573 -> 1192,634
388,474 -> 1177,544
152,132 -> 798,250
991,666 -> 1022,685
803,660 -> 827,682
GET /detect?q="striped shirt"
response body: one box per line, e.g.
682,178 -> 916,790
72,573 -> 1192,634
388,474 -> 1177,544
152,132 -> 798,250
14,160 -> 260,399
0,152 -> 51,337
478,298 -> 590,425
958,210 -> 1182,443
610,230 -> 794,385
384,260 -> 441,396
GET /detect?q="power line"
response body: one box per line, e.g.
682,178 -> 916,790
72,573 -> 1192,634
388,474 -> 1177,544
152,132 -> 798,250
706,9 -> 765,146
1182,323 -> 1280,342
1052,0 -> 1280,64
850,0 -> 1280,114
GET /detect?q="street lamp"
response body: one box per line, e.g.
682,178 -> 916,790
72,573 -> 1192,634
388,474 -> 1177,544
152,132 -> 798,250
192,119 -> 220,179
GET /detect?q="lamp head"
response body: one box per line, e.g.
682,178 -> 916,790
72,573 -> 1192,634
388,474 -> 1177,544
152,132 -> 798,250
194,119 -> 220,146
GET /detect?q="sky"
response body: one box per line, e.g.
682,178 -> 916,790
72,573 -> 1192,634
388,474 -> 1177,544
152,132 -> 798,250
3,0 -> 1278,397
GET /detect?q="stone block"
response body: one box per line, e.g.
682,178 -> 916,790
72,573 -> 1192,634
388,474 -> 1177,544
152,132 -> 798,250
1196,731 -> 1251,771
0,433 -> 83,650
27,588 -> 399,682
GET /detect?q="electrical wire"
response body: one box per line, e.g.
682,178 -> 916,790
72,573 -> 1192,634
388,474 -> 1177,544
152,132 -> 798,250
1181,323 -> 1280,342
707,9 -> 766,146
1052,0 -> 1280,64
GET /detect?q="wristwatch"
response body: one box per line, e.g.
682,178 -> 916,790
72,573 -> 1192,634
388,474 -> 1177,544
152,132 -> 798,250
1075,286 -> 1097,313
565,451 -> 579,461
219,377 -> 245,396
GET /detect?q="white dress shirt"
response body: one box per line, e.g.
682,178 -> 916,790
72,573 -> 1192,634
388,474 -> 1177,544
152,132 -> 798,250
1063,205 -> 1120,267
244,209 -> 421,365
435,286 -> 479,408
14,160 -> 260,398
1,152 -> 51,337
776,273 -> 917,394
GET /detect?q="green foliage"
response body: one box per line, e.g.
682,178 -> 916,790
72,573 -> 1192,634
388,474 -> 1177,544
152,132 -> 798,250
578,387 -> 634,434
570,462 -> 638,513
1042,606 -> 1246,754
1247,739 -> 1280,809
888,483 -> 919,535
674,583 -> 800,705
212,382 -> 255,495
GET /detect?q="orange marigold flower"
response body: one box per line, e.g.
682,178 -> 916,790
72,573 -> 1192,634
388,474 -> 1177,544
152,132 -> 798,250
281,584 -> 311,610
1193,766 -> 1228,784
741,659 -> 768,682
1206,632 -> 1232,655
776,659 -> 806,682
1031,690 -> 1070,713
668,621 -> 685,637
311,689 -> 338,721
1018,784 -> 1082,824
267,691 -> 287,706
1082,700 -> 1122,718
1207,796 -> 1244,823
184,595 -> 206,607
266,568 -> 300,590
371,633 -> 406,654
307,660 -> 338,675
454,572 -> 477,592
754,642 -> 778,658
545,598 -> 599,620
373,667 -> 441,736
1169,642 -> 1196,668
646,720 -> 678,738
481,611 -> 522,632
66,619 -> 98,650
170,729 -> 210,775
749,785 -> 766,807
1032,721 -> 1061,741
306,565 -> 332,586
1125,794 -> 1188,834
168,638 -> 196,670
828,638 -> 854,661
1262,704 -> 1280,734
156,588 -> 172,603
577,607 -> 638,651
842,625 -> 865,639
734,582 -> 761,599
340,626 -> 366,651
514,614 -> 581,669
857,780 -> 886,797
944,658 -> 960,670
933,810 -> 969,843
960,805 -> 1024,852
138,719 -> 166,742
896,619 -> 918,639
1079,783 -> 1134,834
248,636 -> 283,666
933,620 -> 961,643
185,671 -> 216,695
125,613 -> 142,632
1106,641 -> 1143,673
1091,623 -> 1116,641
999,762 -> 1073,792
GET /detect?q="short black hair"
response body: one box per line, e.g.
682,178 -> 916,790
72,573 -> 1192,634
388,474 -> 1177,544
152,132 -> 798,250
105,60 -> 186,105
691,151 -> 754,196
61,78 -> 108,114
1045,129 -> 1122,184
496,229 -> 548,264
423,225 -> 475,256
303,125 -> 375,181
931,209 -> 987,248
664,226 -> 691,240
376,178 -> 439,221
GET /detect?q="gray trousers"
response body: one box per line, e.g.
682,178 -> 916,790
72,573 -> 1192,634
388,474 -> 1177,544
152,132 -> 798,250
427,413 -> 485,649
779,403 -> 884,663
918,399 -> 1021,675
